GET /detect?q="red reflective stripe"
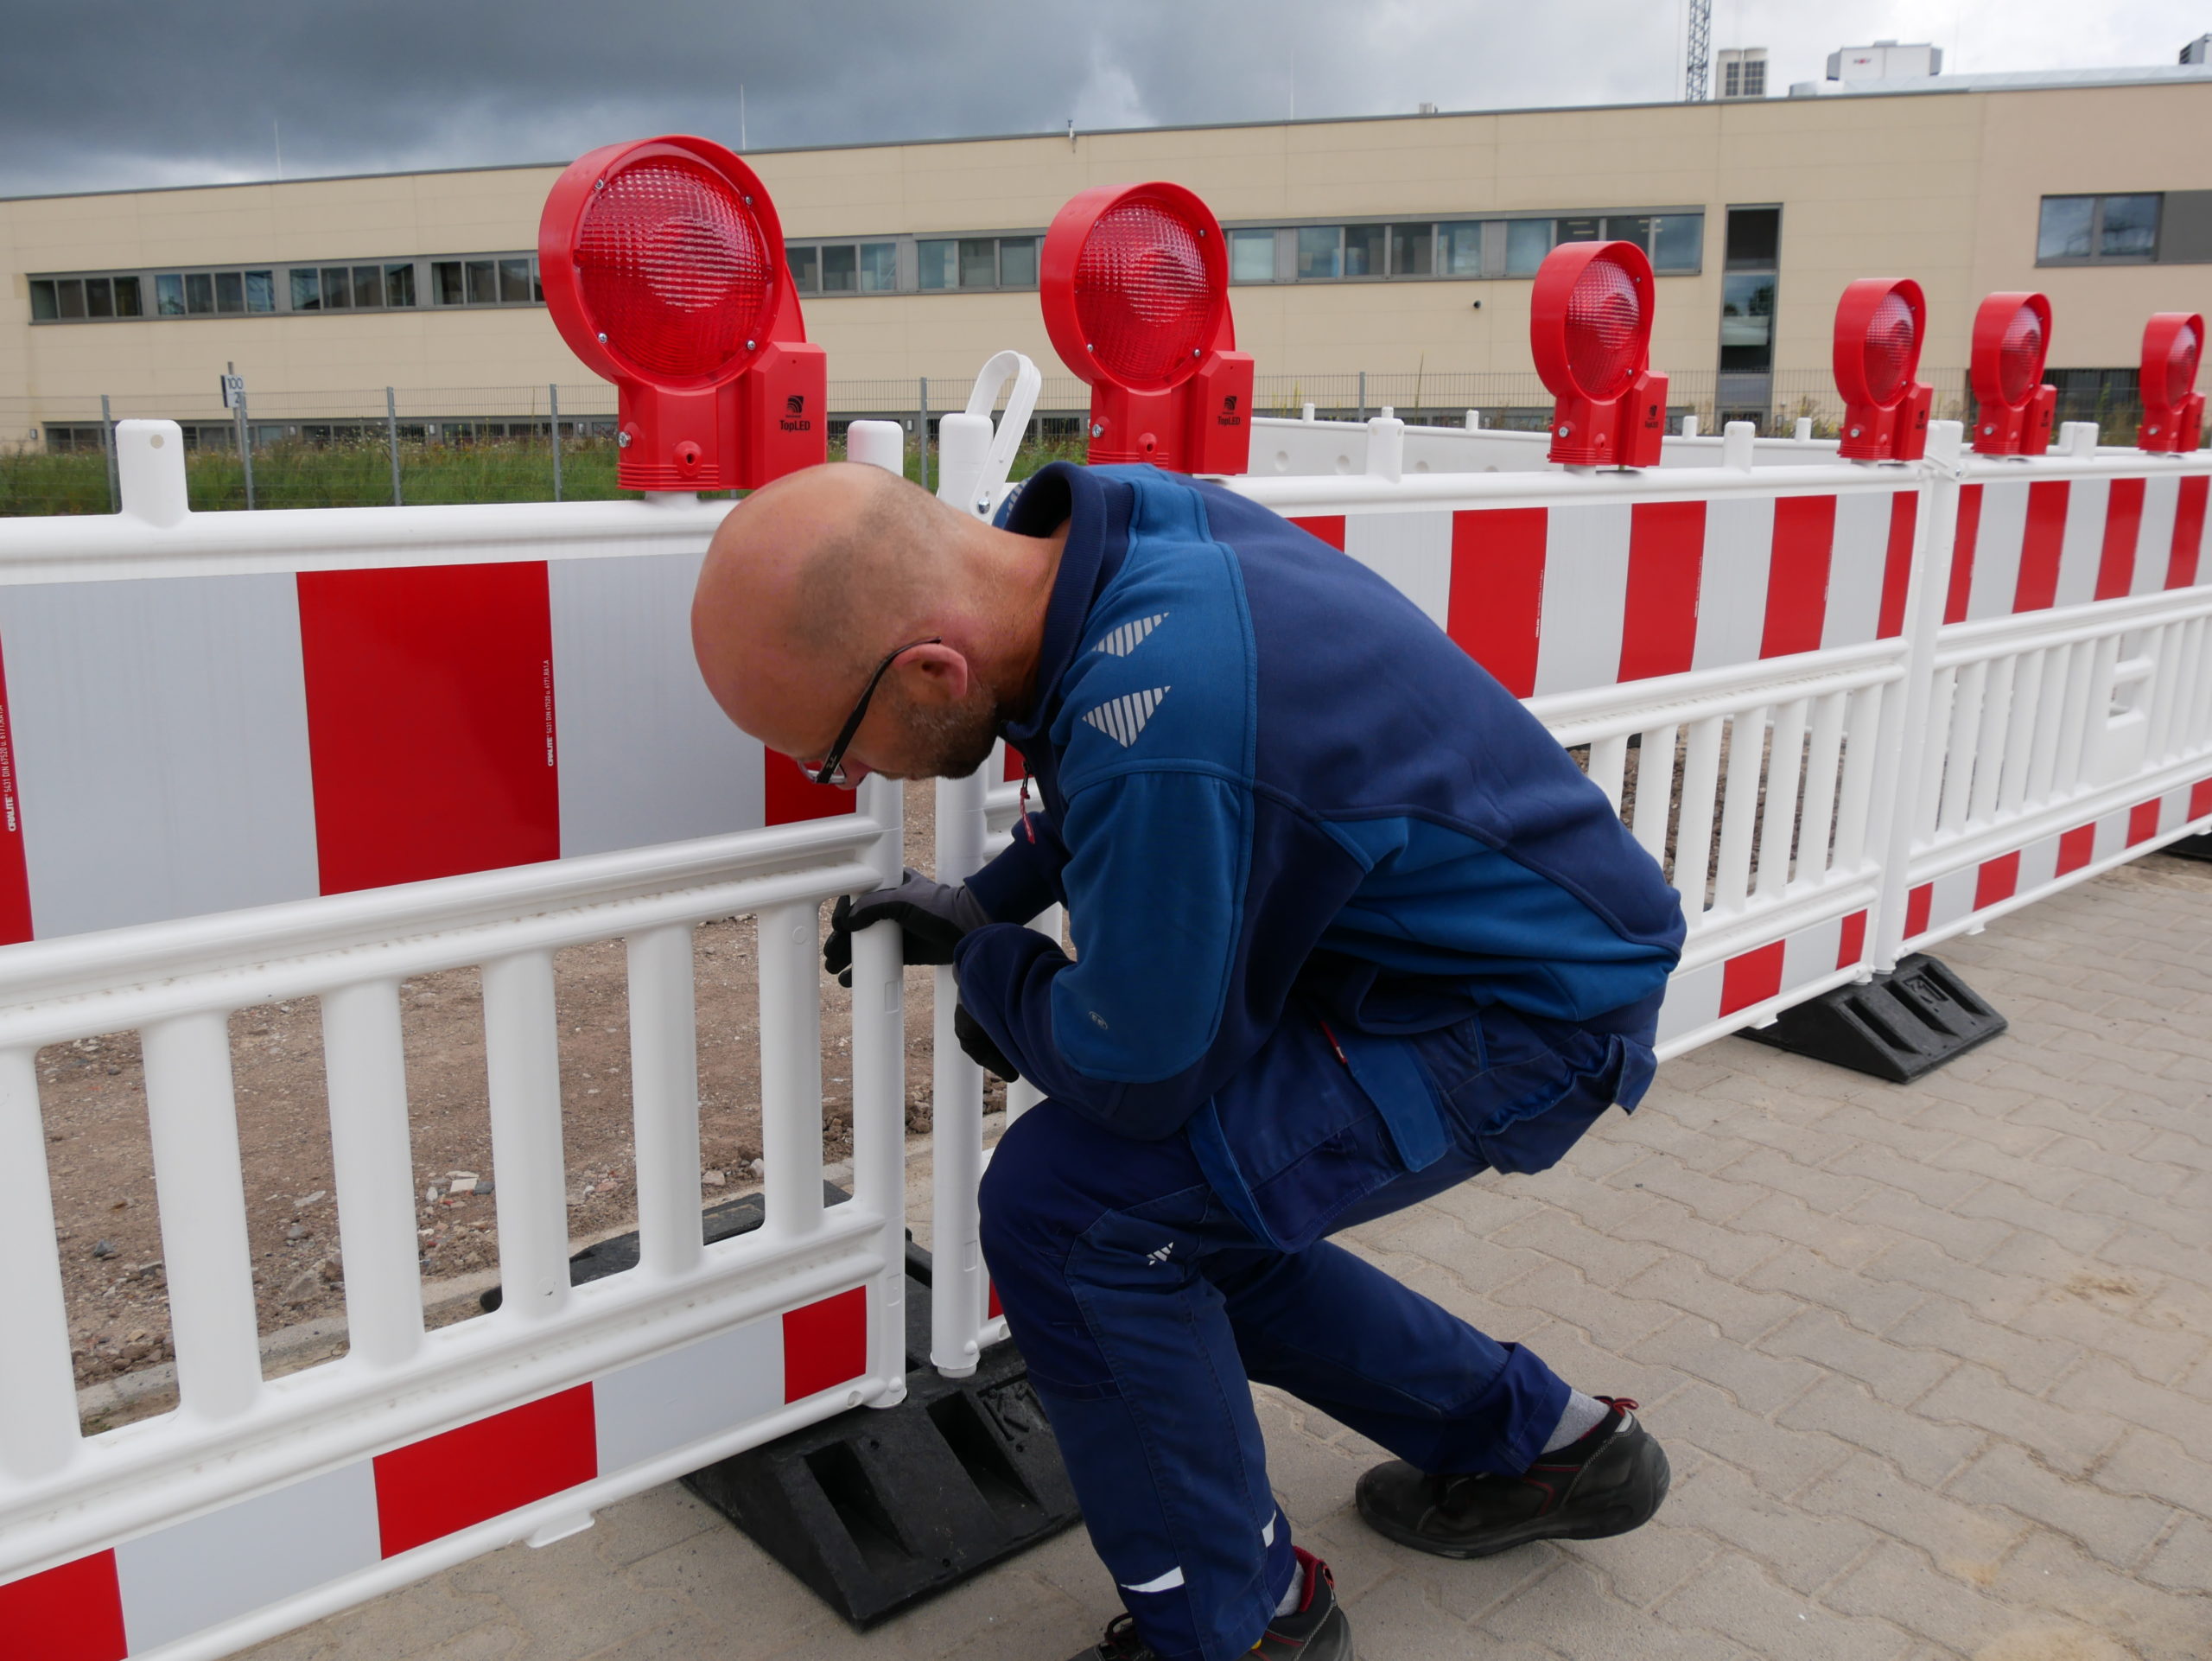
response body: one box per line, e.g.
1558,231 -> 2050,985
987,1282 -> 1002,1321
1449,507 -> 1547,698
0,1550 -> 127,1661
1974,851 -> 2021,910
1761,495 -> 1835,658
1618,500 -> 1704,681
1876,493 -> 1917,639
2056,824 -> 2096,875
0,633 -> 32,945
2128,800 -> 2163,846
374,1386 -> 597,1558
1944,484 -> 1983,624
298,563 -> 560,894
1720,941 -> 1785,1015
1003,746 -> 1026,781
784,1288 -> 868,1402
373,1386 -> 595,1559
2012,480 -> 2069,611
1904,882 -> 1934,939
2193,778 -> 2212,821
2095,478 -> 2145,600
763,755 -> 852,826
1836,909 -> 1868,970
2168,475 -> 2209,589
1289,515 -> 1346,550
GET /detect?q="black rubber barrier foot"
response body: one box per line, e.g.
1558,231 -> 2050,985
1739,951 -> 2006,1084
2166,832 -> 2212,862
483,1185 -> 1081,1626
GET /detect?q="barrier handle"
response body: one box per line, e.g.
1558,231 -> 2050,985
952,350 -> 1043,518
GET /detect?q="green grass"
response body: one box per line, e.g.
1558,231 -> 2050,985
0,430 -> 1098,518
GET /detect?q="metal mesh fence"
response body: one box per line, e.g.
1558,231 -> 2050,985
0,366 -> 2162,517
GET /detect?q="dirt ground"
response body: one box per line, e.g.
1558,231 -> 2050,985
42,790 -> 1001,1393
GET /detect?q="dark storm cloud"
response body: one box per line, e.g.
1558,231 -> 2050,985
2,1 -> 2197,199
0,0 -> 1681,197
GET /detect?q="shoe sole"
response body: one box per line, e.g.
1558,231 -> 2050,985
1355,1447 -> 1671,1561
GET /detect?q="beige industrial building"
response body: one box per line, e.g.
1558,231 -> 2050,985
4,47 -> 2211,450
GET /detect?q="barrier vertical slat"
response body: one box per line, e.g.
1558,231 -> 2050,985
1674,716 -> 1725,923
2149,618 -> 2190,761
1998,652 -> 2047,815
627,924 -> 701,1278
1713,708 -> 1768,913
1833,684 -> 1883,873
1967,656 -> 2017,822
321,980 -> 425,1369
1586,734 -> 1628,811
1630,724 -> 1678,865
1797,692 -> 1846,884
1938,660 -> 1988,832
1912,669 -> 1955,843
757,901 -> 825,1242
2067,638 -> 2120,792
931,772 -> 988,1378
142,1010 -> 263,1421
2051,641 -> 2098,795
481,951 -> 570,1322
1756,698 -> 1808,897
852,773 -> 907,1403
0,1046 -> 79,1481
2024,643 -> 2068,804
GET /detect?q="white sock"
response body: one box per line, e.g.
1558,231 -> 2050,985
1541,1390 -> 1611,1453
1274,1562 -> 1304,1617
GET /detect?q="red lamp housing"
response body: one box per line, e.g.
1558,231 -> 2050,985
1968,291 -> 2056,457
2137,312 -> 2204,454
538,136 -> 825,492
1530,241 -> 1668,468
1832,278 -> 1932,462
1039,182 -> 1253,474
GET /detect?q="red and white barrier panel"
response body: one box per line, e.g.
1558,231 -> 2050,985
1904,776 -> 2212,952
0,428 -> 851,945
1656,907 -> 1875,1054
0,1288 -> 867,1659
1945,468 -> 2208,623
1289,483 -> 1916,698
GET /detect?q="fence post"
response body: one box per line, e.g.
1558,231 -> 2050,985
549,384 -> 563,502
236,385 -> 256,511
1870,420 -> 1967,970
100,394 -> 119,512
1357,371 -> 1367,423
918,377 -> 931,494
385,387 -> 402,506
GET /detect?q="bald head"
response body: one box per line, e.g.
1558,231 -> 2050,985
690,461 -> 1066,787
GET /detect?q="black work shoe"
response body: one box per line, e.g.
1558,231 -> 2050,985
1356,1397 -> 1669,1560
1065,1547 -> 1354,1659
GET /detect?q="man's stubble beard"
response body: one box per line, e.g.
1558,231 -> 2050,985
896,678 -> 1003,780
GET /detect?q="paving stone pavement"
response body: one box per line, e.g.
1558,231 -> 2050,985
244,854 -> 2212,1661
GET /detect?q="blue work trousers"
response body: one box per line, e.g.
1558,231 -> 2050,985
978,999 -> 1657,1661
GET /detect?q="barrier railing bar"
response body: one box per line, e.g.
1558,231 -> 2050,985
628,924 -> 703,1281
482,950 -> 572,1325
759,900 -> 828,1244
322,978 -> 426,1370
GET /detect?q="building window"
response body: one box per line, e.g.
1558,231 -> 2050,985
425,255 -> 539,306
2037,194 -> 2160,264
384,264 -> 416,308
911,234 -> 1037,291
787,245 -> 820,291
1725,207 -> 1781,269
1390,223 -> 1433,276
1230,229 -> 1277,283
1504,219 -> 1551,276
290,269 -> 321,311
1439,221 -> 1484,277
1295,226 -> 1341,280
995,237 -> 1038,288
1719,274 -> 1777,371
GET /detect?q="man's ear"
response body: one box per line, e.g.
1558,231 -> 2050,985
898,642 -> 972,706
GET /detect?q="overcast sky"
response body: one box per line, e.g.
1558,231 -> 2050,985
4,0 -> 2203,199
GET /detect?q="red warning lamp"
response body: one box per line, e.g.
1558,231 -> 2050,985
2137,312 -> 2204,454
1530,241 -> 1668,468
1968,291 -> 2056,457
1833,279 -> 1932,462
538,136 -> 826,492
1039,182 -> 1254,474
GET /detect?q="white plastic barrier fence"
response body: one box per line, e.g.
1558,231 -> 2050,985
1246,407 -> 1841,480
0,794 -> 912,1660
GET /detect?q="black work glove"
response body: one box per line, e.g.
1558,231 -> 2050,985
823,868 -> 993,985
954,1001 -> 1020,1083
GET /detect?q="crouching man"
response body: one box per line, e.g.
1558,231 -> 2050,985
692,459 -> 1685,1661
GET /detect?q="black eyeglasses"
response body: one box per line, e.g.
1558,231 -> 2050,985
799,636 -> 942,787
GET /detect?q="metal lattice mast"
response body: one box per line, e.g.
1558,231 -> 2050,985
1685,0 -> 1712,100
